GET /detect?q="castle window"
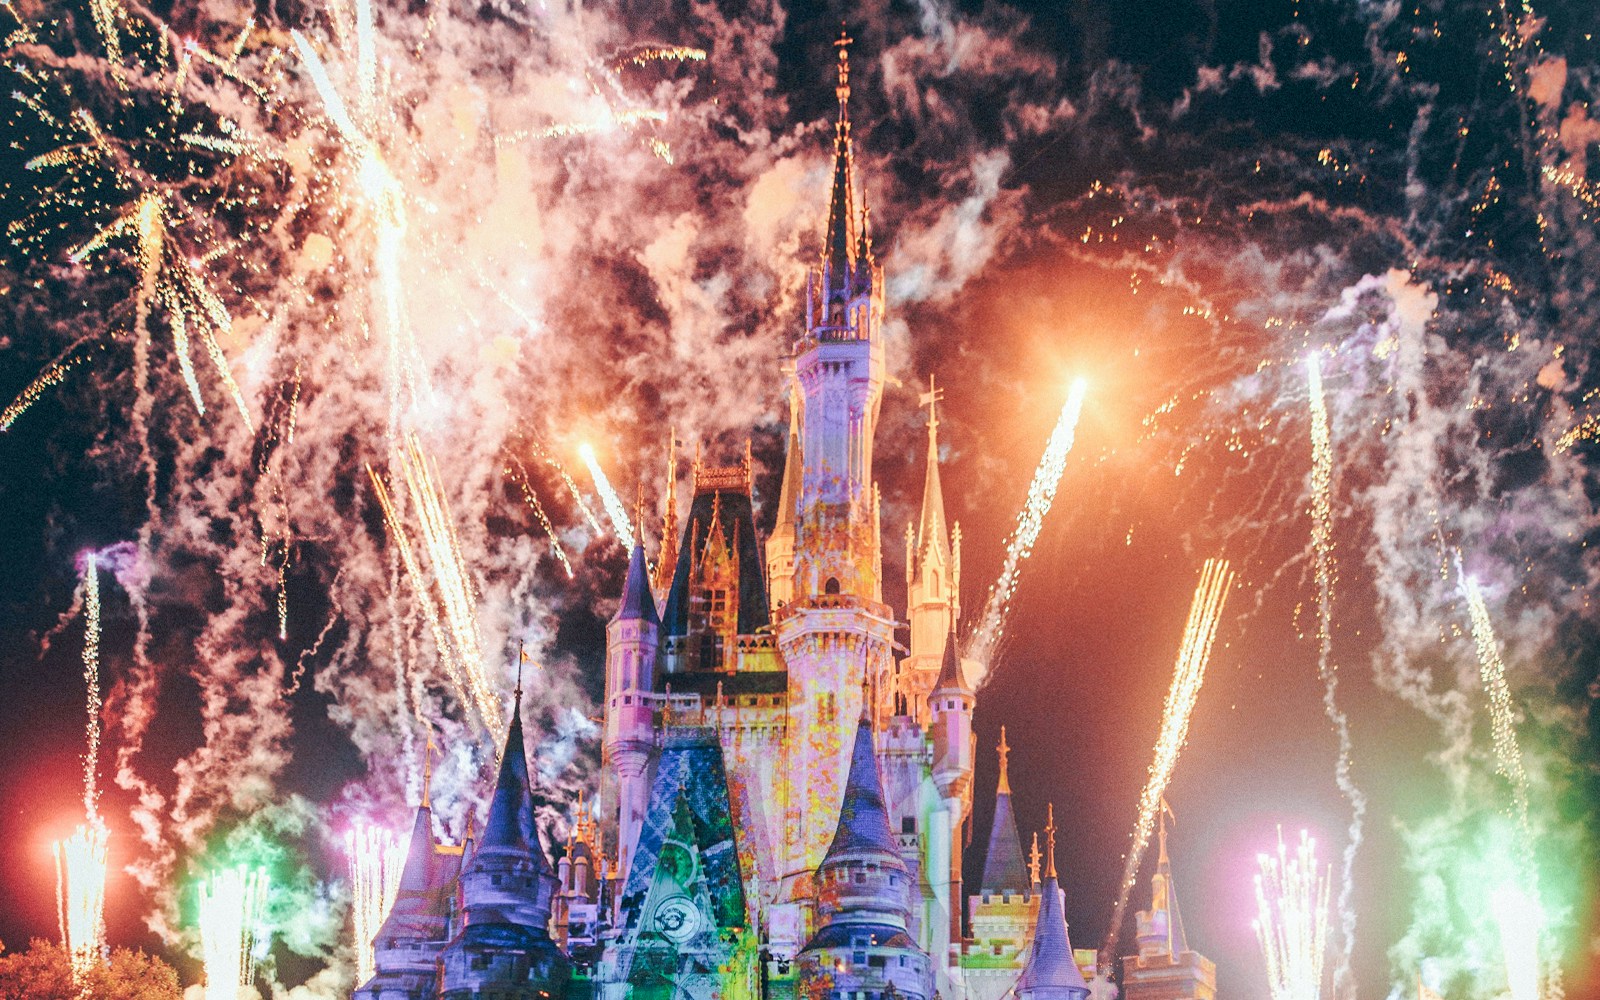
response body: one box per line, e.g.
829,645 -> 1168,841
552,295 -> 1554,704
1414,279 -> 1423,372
901,817 -> 915,834
825,577 -> 841,595
854,872 -> 866,884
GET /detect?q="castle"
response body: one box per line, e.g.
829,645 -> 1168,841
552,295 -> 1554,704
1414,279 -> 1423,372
352,33 -> 1217,1000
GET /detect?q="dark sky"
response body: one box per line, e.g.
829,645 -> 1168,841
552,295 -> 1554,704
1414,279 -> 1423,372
1,1 -> 1598,998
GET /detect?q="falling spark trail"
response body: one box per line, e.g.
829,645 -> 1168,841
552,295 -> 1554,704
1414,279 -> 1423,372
965,377 -> 1088,673
1491,883 -> 1542,1000
55,551 -> 108,983
552,457 -> 606,537
1307,353 -> 1364,1000
346,824 -> 405,986
507,458 -> 574,578
1102,557 -> 1233,963
579,443 -> 636,550
1,341 -> 92,431
197,866 -> 270,1000
1254,828 -> 1331,1000
1460,573 -> 1533,835
368,436 -> 502,735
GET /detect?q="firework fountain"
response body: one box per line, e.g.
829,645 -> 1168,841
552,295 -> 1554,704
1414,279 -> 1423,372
53,551 -> 109,985
197,865 -> 270,1000
1306,353 -> 1365,999
346,823 -> 406,986
1102,556 -> 1233,964
1254,828 -> 1332,1000
964,377 -> 1088,677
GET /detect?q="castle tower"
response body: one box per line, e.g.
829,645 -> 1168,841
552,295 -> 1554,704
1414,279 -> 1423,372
903,376 -> 960,722
796,710 -> 935,1000
1015,807 -> 1090,1000
604,543 -> 660,883
963,728 -> 1040,1000
438,697 -> 571,1000
926,630 -> 975,977
787,27 -> 886,603
554,793 -> 607,964
772,29 -> 898,928
1120,807 -> 1217,1000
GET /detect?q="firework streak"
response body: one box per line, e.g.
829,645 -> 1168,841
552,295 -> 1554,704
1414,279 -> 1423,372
1254,828 -> 1332,1000
1307,353 -> 1365,999
346,824 -> 405,985
1460,574 -> 1533,838
197,866 -> 270,1000
368,436 -> 502,737
1102,557 -> 1233,963
964,377 -> 1088,674
54,552 -> 108,983
579,443 -> 636,550
506,457 -> 575,579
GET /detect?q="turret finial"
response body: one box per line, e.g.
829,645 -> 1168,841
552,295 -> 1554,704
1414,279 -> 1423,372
1044,802 -> 1058,881
997,725 -> 1012,795
421,726 -> 436,809
1029,831 -> 1042,886
515,640 -> 526,703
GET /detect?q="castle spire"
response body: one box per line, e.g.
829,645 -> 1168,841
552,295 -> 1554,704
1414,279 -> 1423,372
421,729 -> 436,809
822,26 -> 856,294
916,375 -> 951,569
979,725 -> 1027,894
615,539 -> 661,626
1015,802 -> 1090,1000
656,430 -> 679,594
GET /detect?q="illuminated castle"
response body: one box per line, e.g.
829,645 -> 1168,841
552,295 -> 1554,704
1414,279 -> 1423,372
353,32 -> 1216,1000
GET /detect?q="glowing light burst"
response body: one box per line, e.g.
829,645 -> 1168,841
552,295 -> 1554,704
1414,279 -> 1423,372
368,436 -> 503,736
1102,557 -> 1233,962
197,866 -> 271,1000
1307,353 -> 1365,999
579,443 -> 637,550
1491,883 -> 1542,1000
1254,828 -> 1332,1000
965,377 -> 1088,672
346,824 -> 405,986
54,824 -> 109,983
54,551 -> 109,983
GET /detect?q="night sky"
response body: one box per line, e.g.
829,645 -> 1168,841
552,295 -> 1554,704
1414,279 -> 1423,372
1,1 -> 1597,998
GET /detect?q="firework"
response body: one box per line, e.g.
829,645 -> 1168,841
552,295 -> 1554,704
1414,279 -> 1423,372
506,457 -> 575,579
54,552 -> 109,983
346,824 -> 405,986
1253,828 -> 1332,1000
1103,557 -> 1233,961
579,443 -> 637,551
552,457 -> 606,537
965,377 -> 1088,672
369,436 -> 503,736
0,340 -> 96,431
1459,573 -> 1533,837
54,823 -> 109,984
197,866 -> 270,1000
1490,883 -> 1542,1000
1307,353 -> 1365,999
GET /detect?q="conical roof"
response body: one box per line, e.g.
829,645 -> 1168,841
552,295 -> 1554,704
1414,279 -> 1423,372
1017,807 -> 1089,1000
933,629 -> 969,694
478,702 -> 552,874
614,542 -> 660,626
821,710 -> 904,870
917,391 -> 950,573
980,729 -> 1027,893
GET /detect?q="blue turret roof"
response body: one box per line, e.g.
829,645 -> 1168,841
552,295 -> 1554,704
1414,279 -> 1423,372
614,543 -> 660,626
980,730 -> 1027,894
478,701 -> 552,874
822,710 -> 905,870
1017,808 -> 1089,1000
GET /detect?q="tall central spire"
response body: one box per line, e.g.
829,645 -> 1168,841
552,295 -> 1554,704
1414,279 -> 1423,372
823,27 -> 856,290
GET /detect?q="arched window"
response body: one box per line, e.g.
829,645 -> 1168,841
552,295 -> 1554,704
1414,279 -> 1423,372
825,577 -> 841,595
